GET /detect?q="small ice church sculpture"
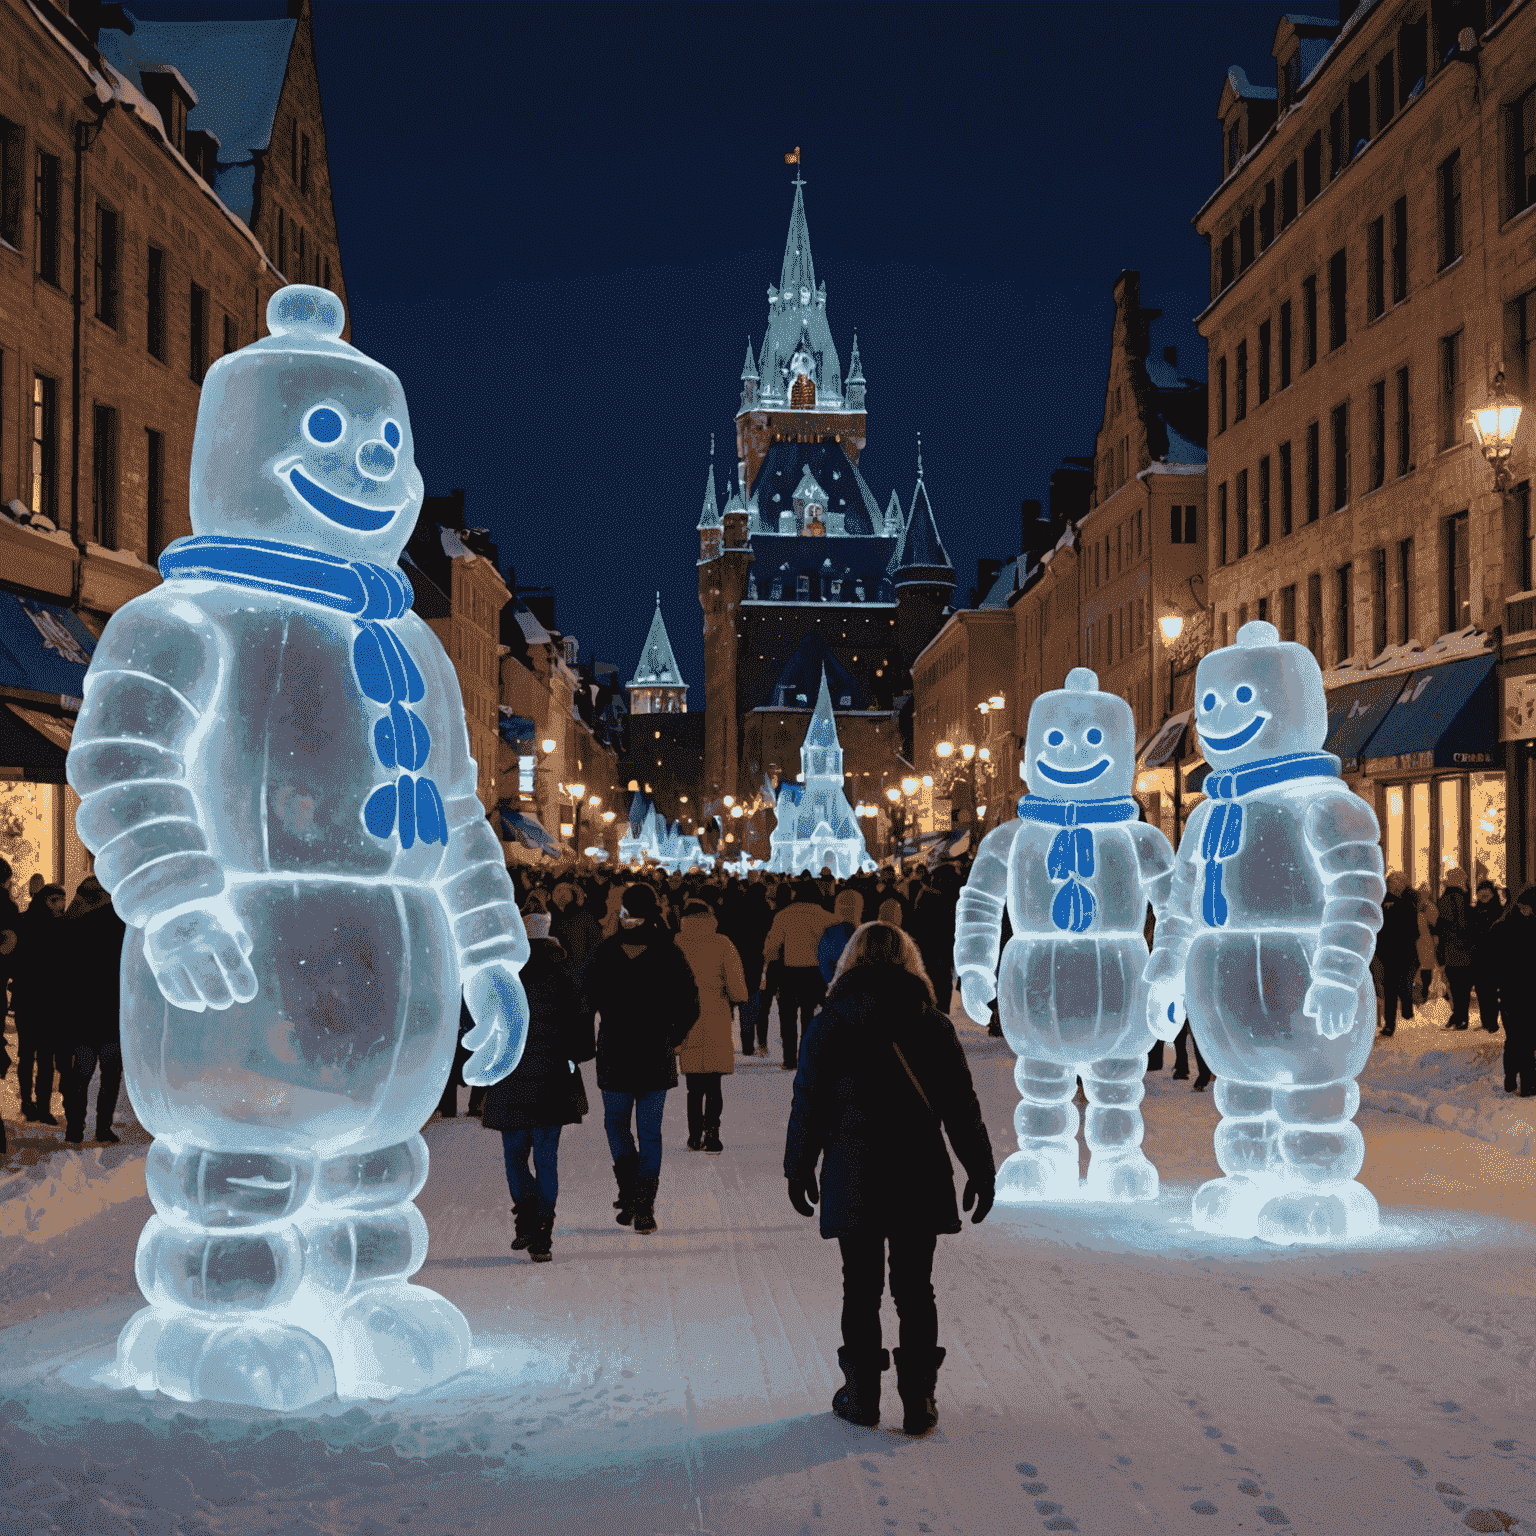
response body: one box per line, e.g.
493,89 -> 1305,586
618,799 -> 711,873
765,669 -> 877,879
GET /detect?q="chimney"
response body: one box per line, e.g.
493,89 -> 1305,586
1163,345 -> 1178,369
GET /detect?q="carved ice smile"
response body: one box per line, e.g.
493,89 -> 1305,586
1035,755 -> 1111,786
286,465 -> 403,532
1201,713 -> 1269,752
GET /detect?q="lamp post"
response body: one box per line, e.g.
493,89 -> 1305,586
1467,370 -> 1524,494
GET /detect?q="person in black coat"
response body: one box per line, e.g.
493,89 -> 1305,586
583,883 -> 699,1234
1468,878 -> 1503,1034
13,884 -> 66,1122
784,920 -> 996,1437
60,896 -> 128,1145
1492,889 -> 1536,1096
908,864 -> 961,1014
481,914 -> 595,1262
1375,871 -> 1421,1037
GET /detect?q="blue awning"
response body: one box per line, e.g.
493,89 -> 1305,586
0,593 -> 97,702
1323,673 -> 1409,771
1359,654 -> 1498,775
498,712 -> 537,748
499,807 -> 559,854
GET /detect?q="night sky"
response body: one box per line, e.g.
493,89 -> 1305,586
204,2 -> 1286,699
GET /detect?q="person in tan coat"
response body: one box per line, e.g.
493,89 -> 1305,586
675,900 -> 749,1152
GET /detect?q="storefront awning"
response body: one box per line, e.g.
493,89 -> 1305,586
0,593 -> 96,703
1359,654 -> 1498,775
499,807 -> 559,855
1139,711 -> 1192,769
0,701 -> 73,783
1323,673 -> 1410,771
497,711 -> 537,748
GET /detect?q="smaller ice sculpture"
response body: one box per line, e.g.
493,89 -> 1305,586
618,800 -> 712,872
1144,621 -> 1385,1243
764,669 -> 877,879
955,669 -> 1175,1201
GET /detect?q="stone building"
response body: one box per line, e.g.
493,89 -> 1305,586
1196,0 -> 1535,893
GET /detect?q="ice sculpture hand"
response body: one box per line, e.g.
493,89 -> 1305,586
960,969 -> 995,1025
1146,975 -> 1185,1042
461,962 -> 530,1087
963,1176 -> 994,1224
788,1172 -> 819,1218
144,902 -> 258,1013
1303,978 -> 1358,1039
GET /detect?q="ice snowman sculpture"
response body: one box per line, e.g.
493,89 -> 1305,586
1144,620 -> 1384,1244
955,669 -> 1175,1202
64,286 -> 529,1408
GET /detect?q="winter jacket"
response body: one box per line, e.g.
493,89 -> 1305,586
815,891 -> 864,984
1375,889 -> 1420,975
674,912 -> 748,1075
9,900 -> 65,1023
1437,885 -> 1472,968
763,898 -> 837,973
784,962 -> 996,1240
480,938 -> 595,1131
909,885 -> 959,988
1494,902 -> 1536,1034
1468,892 -> 1504,967
551,903 -> 602,980
585,925 -> 700,1092
59,900 -> 127,1046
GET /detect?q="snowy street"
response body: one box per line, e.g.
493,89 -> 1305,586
0,1005 -> 1533,1536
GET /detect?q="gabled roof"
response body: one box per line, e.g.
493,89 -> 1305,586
892,476 -> 954,582
792,464 -> 827,507
751,439 -> 882,535
627,596 -> 686,691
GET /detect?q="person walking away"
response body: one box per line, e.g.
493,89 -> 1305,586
61,894 -> 127,1145
13,884 -> 66,1122
551,881 -> 602,982
584,884 -> 699,1233
756,882 -> 795,1057
731,878 -> 773,1057
1468,877 -> 1503,1034
1414,883 -> 1438,1003
816,889 -> 864,987
763,878 -> 836,1070
481,907 -> 594,1261
785,921 -> 995,1435
1438,868 -> 1474,1029
1376,872 -> 1419,1037
674,900 -> 748,1152
909,865 -> 961,1015
1493,889 -> 1536,1095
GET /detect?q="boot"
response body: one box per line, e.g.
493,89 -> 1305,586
612,1153 -> 640,1226
510,1198 -> 536,1251
527,1205 -> 554,1264
701,1121 -> 723,1154
831,1346 -> 888,1427
893,1346 -> 946,1436
632,1174 -> 659,1234
686,1114 -> 703,1152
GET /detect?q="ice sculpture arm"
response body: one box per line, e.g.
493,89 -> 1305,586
953,819 -> 1016,1024
66,598 -> 257,1013
1127,822 -> 1176,918
1301,791 -> 1386,1039
1142,803 -> 1209,1041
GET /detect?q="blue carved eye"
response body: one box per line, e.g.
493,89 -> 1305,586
1236,684 -> 1254,703
383,420 -> 401,449
1046,729 -> 1064,747
305,405 -> 344,444
1086,727 -> 1103,745
1202,692 -> 1217,712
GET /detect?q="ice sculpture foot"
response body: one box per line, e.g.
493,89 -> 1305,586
1082,1150 -> 1159,1203
116,1306 -> 337,1409
1190,1173 -> 1276,1239
995,1145 -> 1078,1203
331,1282 -> 471,1399
1253,1180 -> 1380,1246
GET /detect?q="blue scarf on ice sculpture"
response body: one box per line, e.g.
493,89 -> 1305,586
157,535 -> 449,850
1017,793 -> 1139,934
1198,751 -> 1339,927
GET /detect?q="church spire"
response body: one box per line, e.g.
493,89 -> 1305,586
845,331 -> 865,409
778,170 -> 816,300
696,435 -> 721,530
740,338 -> 759,382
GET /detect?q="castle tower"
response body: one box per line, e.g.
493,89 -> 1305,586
891,438 -> 956,673
627,595 -> 687,715
696,438 -> 722,563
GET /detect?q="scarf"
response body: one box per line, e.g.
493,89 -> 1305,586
1199,751 -> 1340,927
156,534 -> 447,850
1018,793 -> 1140,933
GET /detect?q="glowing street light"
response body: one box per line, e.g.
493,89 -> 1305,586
886,787 -> 901,803
542,738 -> 556,754
979,747 -> 990,760
961,743 -> 976,761
1468,370 -> 1524,492
936,741 -> 954,758
1159,613 -> 1185,644
988,695 -> 1005,709
902,777 -> 920,795
601,809 -> 616,823
568,782 -> 585,800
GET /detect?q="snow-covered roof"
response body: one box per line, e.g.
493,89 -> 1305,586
978,556 -> 1021,610
792,464 -> 826,507
439,526 -> 476,562
512,603 -> 552,646
757,176 -> 843,407
1321,626 -> 1492,687
1161,424 -> 1207,466
1144,353 -> 1205,391
626,597 -> 686,691
1224,65 -> 1277,103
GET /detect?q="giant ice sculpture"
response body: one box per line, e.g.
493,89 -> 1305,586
955,668 -> 1175,1202
1144,620 -> 1384,1243
65,285 -> 530,1407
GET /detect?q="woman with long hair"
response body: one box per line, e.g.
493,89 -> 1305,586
784,921 -> 995,1436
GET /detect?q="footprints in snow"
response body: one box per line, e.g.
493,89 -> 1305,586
1016,1461 -> 1077,1532
1401,1448 -> 1524,1531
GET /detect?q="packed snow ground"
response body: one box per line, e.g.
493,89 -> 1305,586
0,998 -> 1532,1535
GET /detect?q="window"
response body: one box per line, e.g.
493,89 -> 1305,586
1368,215 -> 1385,320
297,225 -> 306,284
1335,562 -> 1353,665
1372,547 -> 1388,655
94,203 -> 119,328
1306,420 -> 1321,522
1332,400 -> 1351,511
276,205 -> 285,275
1258,596 -> 1270,624
1328,247 -> 1347,350
1302,275 -> 1318,369
1236,468 -> 1249,558
1281,584 -> 1297,642
1304,132 -> 1322,203
1398,537 -> 1415,643
1391,195 -> 1408,303
1400,14 -> 1427,103
35,149 -> 60,285
797,573 -> 810,600
1219,612 -> 1230,648
1439,329 -> 1462,450
147,245 -> 165,360
1279,299 -> 1292,389
190,282 -> 208,384
1349,74 -> 1371,157
1218,481 -> 1228,565
1184,505 -> 1196,542
1330,103 -> 1348,178
1240,207 -> 1255,271
1220,231 -> 1235,292
290,119 -> 298,183
1259,181 -> 1275,250
1217,355 -> 1228,433
0,115 -> 21,248
92,404 -> 118,547
1281,161 -> 1299,230
1258,318 -> 1271,404
146,427 -> 165,560
1369,378 -> 1386,491
1396,364 -> 1413,474
1170,505 -> 1184,544
1279,440 -> 1293,536
1376,50 -> 1396,131
1446,510 -> 1470,630
1509,84 -> 1536,220
300,131 -> 311,196
1307,572 -> 1323,661
1227,120 -> 1241,175
223,313 -> 237,357
1510,290 -> 1533,399
323,253 -> 332,292
1439,150 -> 1462,268
1258,455 -> 1271,547
31,374 -> 57,522
1235,340 -> 1248,421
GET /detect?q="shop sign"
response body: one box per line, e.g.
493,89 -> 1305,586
1365,750 -> 1434,774
1501,673 -> 1536,741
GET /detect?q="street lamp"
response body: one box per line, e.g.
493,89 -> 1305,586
960,743 -> 975,760
902,777 -> 920,795
988,695 -> 1005,710
1467,370 -> 1524,492
1159,613 -> 1185,644
936,740 -> 954,758
542,738 -> 556,754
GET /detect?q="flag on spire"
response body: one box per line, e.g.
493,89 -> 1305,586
784,146 -> 801,165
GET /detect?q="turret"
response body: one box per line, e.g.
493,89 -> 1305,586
739,337 -> 759,411
891,436 -> 955,674
627,594 -> 688,715
697,438 -> 721,563
846,332 -> 865,410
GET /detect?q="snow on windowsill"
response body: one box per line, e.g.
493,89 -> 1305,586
85,542 -> 157,572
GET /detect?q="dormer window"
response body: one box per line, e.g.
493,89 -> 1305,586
1227,120 -> 1241,174
140,67 -> 198,158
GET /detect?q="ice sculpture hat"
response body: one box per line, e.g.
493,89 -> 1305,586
187,285 -> 425,565
1194,620 -> 1328,768
1022,667 -> 1135,801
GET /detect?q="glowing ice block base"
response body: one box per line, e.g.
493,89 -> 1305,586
66,286 -> 530,1406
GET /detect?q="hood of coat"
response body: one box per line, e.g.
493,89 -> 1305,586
680,910 -> 718,939
823,961 -> 936,1027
